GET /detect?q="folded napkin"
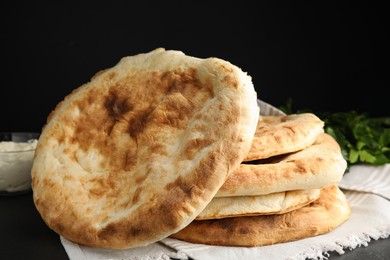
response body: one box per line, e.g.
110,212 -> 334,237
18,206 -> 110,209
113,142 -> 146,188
61,237 -> 188,260
61,167 -> 390,260
338,164 -> 390,200
161,184 -> 390,260
60,100 -> 390,259
158,161 -> 390,260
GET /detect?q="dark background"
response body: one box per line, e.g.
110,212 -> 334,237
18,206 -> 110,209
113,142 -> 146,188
1,2 -> 388,133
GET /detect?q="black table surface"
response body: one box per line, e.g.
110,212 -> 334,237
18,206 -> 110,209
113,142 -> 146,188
1,191 -> 389,260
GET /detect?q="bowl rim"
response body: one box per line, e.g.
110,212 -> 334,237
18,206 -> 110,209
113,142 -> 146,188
0,132 -> 40,153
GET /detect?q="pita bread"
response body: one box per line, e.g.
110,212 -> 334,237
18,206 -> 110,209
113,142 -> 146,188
244,113 -> 324,161
196,188 -> 320,220
171,185 -> 351,246
31,48 -> 259,249
216,133 -> 347,197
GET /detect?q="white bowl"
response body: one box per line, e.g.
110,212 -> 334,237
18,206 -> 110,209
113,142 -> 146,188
0,132 -> 39,195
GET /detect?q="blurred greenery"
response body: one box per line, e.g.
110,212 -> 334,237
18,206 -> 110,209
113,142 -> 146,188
279,98 -> 390,171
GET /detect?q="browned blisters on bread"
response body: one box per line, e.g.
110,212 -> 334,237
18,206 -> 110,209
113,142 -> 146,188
42,178 -> 56,189
162,68 -> 214,102
239,226 -> 251,235
194,153 -> 219,188
57,65 -> 216,172
222,75 -> 239,89
274,134 -> 282,145
163,68 -> 200,93
89,187 -> 106,197
61,86 -> 140,171
245,114 -> 325,162
228,101 -> 241,125
165,176 -> 194,198
215,218 -> 236,233
128,226 -> 143,237
166,96 -> 193,120
157,201 -> 182,229
32,49 -> 258,249
149,142 -> 167,156
53,222 -> 66,234
292,160 -> 307,174
69,93 -> 109,151
98,224 -> 117,241
217,62 -> 234,74
106,71 -> 117,80
283,126 -> 296,136
190,121 -> 209,133
104,89 -> 134,122
85,175 -> 120,199
131,186 -> 142,204
152,94 -> 194,129
182,138 -> 213,160
123,150 -> 137,171
127,106 -> 154,139
52,129 -> 65,144
217,63 -> 239,89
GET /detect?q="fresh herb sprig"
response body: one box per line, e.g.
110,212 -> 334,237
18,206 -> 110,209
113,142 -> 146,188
279,98 -> 390,168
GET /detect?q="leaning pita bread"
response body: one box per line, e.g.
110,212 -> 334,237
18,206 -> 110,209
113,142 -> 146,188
31,48 -> 259,249
244,113 -> 324,161
171,185 -> 351,247
196,188 -> 320,220
216,133 -> 347,197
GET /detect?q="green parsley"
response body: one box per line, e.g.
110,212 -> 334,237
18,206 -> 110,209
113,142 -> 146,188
279,98 -> 390,169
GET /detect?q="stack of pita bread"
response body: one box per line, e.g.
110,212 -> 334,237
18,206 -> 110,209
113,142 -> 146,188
171,113 -> 351,246
31,48 -> 350,250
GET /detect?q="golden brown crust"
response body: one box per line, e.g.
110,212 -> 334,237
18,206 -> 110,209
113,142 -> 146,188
244,113 -> 324,161
216,133 -> 347,197
31,48 -> 259,249
171,185 -> 351,246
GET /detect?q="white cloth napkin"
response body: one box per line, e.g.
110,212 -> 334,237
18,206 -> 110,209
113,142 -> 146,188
338,164 -> 390,200
60,100 -> 390,259
161,178 -> 390,260
61,237 -> 188,260
60,178 -> 390,260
